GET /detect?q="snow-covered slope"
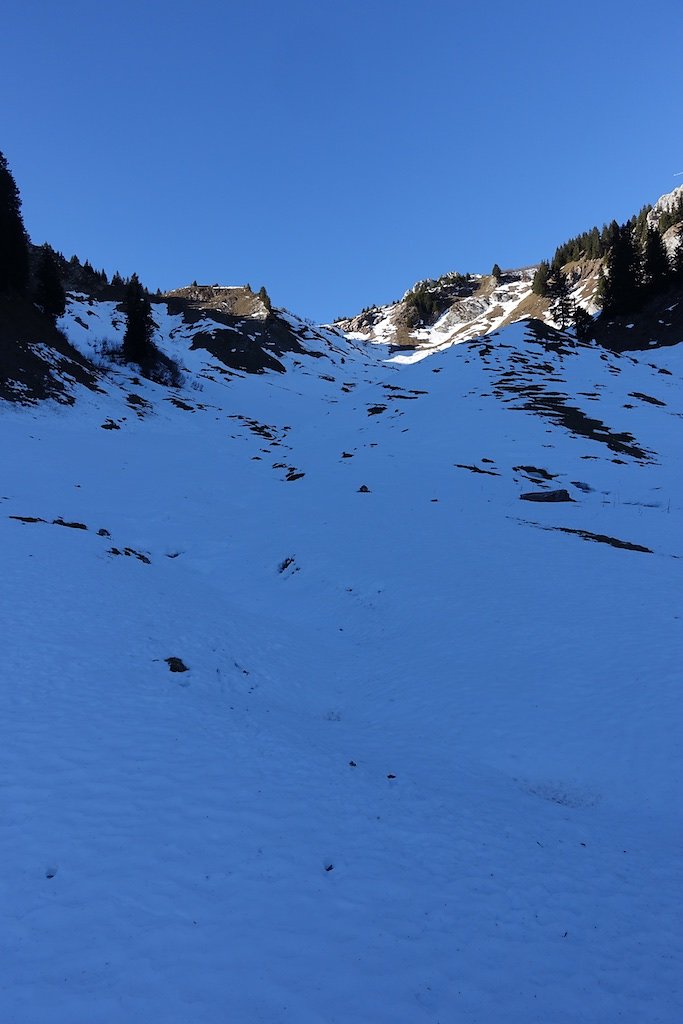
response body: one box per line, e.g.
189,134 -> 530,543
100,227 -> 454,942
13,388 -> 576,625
337,269 -> 539,353
2,310 -> 683,1022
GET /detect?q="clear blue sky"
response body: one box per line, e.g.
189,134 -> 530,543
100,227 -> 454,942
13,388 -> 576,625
2,0 -> 682,321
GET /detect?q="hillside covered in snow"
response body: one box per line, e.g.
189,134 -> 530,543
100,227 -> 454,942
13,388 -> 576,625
2,282 -> 683,1021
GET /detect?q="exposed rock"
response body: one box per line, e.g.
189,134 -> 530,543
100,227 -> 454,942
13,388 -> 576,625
165,657 -> 189,673
520,488 -> 574,503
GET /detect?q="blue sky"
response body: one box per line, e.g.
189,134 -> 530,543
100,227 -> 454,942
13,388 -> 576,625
2,0 -> 682,321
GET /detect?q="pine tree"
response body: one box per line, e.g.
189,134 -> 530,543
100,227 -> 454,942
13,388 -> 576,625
491,263 -> 502,282
641,225 -> 670,299
258,285 -> 272,312
0,150 -> 30,294
122,273 -> 155,364
601,224 -> 641,316
549,267 -> 574,329
573,305 -> 594,341
34,244 -> 66,321
531,260 -> 551,297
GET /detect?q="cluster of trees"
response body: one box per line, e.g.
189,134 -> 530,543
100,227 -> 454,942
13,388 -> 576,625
405,281 -> 446,324
404,271 -> 472,325
541,204 -> 653,275
530,262 -> 593,337
0,149 -> 68,323
0,149 -> 163,368
533,210 -> 683,323
598,222 -> 683,316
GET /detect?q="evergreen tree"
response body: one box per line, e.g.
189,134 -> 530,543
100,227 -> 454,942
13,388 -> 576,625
491,263 -> 502,281
0,150 -> 30,294
601,220 -> 621,254
34,244 -> 66,321
573,305 -> 594,341
631,204 -> 652,244
258,285 -> 272,312
641,225 -> 670,298
549,266 -> 573,329
122,273 -> 155,364
596,267 -> 607,306
531,260 -> 551,297
601,224 -> 641,316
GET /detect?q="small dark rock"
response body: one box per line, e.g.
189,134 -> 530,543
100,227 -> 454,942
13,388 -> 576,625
520,489 -> 574,503
97,528 -> 111,537
165,657 -> 189,673
358,484 -> 370,493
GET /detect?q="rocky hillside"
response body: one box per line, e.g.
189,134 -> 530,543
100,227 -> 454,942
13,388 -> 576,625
335,184 -> 683,357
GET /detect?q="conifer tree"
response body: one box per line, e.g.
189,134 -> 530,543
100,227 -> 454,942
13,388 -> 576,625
122,273 -> 155,364
531,260 -> 551,297
641,225 -> 670,299
491,263 -> 502,281
549,267 -> 573,329
34,244 -> 66,322
601,224 -> 641,316
0,150 -> 30,294
573,305 -> 594,341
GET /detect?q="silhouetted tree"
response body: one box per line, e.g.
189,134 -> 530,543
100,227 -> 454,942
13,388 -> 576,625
573,305 -> 594,341
549,267 -> 573,328
641,226 -> 670,299
34,244 -> 66,322
0,150 -> 30,294
601,224 -> 641,316
122,273 -> 155,364
491,263 -> 502,282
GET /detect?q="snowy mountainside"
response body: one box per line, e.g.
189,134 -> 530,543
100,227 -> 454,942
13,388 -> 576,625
336,268 -> 537,353
335,266 -> 603,358
57,286 -> 379,386
336,183 -> 683,358
648,182 -> 683,253
2,308 -> 683,1021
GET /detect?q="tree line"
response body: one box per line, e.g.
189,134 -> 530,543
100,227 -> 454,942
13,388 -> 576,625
533,216 -> 683,320
1,149 -> 160,368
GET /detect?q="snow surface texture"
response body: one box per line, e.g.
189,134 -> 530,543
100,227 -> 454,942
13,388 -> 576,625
2,302 -> 683,1023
